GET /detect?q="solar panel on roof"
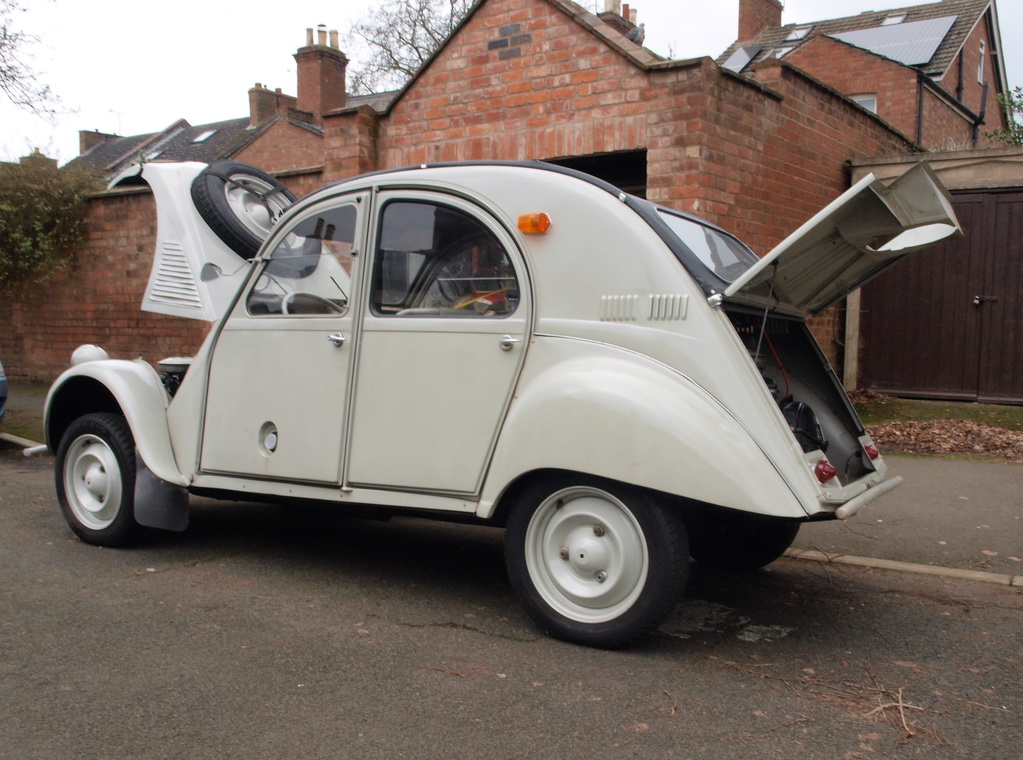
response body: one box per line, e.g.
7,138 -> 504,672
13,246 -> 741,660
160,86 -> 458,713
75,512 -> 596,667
830,15 -> 957,67
722,45 -> 762,74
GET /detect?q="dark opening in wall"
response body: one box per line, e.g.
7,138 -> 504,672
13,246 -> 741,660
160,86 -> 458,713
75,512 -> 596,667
546,150 -> 647,198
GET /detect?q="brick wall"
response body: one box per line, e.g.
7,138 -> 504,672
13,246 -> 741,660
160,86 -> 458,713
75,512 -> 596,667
235,120 -> 325,181
0,191 -> 210,382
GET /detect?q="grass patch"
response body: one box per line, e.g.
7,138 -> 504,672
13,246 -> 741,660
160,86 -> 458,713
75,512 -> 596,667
0,381 -> 48,445
853,393 -> 1023,432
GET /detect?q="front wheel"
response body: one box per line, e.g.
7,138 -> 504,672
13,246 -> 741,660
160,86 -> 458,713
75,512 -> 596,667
505,477 -> 688,648
55,413 -> 143,547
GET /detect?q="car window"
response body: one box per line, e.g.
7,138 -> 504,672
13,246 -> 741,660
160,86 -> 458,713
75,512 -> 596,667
657,209 -> 758,284
247,204 -> 357,316
371,201 -> 519,317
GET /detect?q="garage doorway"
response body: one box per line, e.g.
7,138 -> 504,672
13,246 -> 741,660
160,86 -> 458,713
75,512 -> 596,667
545,150 -> 647,198
858,189 -> 1023,404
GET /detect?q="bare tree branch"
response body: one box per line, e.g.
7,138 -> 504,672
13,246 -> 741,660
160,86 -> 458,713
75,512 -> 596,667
0,0 -> 57,118
344,0 -> 475,94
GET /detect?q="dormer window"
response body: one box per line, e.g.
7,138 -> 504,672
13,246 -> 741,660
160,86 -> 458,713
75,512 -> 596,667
882,14 -> 906,25
785,25 -> 813,42
192,129 -> 218,143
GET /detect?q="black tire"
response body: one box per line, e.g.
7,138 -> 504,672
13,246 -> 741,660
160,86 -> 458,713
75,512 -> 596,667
55,413 -> 144,547
505,476 -> 688,648
191,160 -> 296,259
687,511 -> 800,571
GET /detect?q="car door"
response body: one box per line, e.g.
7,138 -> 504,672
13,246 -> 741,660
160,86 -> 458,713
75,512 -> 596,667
199,194 -> 366,483
345,192 -> 531,494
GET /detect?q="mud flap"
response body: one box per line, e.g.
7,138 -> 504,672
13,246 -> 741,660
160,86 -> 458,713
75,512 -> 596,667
134,452 -> 189,532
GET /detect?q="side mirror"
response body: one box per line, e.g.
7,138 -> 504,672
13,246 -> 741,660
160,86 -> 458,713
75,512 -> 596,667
200,262 -> 223,282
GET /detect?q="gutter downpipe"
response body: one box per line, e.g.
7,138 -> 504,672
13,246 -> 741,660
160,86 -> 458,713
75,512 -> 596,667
916,70 -> 926,145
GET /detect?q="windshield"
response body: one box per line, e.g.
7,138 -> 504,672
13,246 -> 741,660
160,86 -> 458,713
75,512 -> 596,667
657,210 -> 759,283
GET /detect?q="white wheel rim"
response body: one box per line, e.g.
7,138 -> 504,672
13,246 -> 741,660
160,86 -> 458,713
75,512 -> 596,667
524,487 -> 649,624
64,434 -> 123,530
224,175 -> 289,239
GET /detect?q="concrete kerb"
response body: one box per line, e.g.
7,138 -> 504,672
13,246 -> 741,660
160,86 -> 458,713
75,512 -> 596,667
785,547 -> 1023,588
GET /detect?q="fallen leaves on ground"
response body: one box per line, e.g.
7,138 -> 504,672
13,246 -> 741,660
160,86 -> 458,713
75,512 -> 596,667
867,419 -> 1023,463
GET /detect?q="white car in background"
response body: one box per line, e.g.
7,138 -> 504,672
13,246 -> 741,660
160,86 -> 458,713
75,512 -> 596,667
45,159 -> 959,647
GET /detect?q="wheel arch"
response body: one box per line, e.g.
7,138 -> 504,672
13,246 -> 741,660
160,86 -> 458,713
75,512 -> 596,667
478,352 -> 807,521
46,361 -> 189,488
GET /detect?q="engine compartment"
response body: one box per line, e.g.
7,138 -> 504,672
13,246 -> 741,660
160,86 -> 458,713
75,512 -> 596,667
726,307 -> 877,486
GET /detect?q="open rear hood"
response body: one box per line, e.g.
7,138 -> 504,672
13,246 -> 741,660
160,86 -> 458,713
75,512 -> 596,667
724,162 -> 961,315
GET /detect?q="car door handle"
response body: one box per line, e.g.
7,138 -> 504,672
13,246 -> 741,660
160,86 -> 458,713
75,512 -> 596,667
327,332 -> 347,347
972,295 -> 998,306
499,335 -> 521,351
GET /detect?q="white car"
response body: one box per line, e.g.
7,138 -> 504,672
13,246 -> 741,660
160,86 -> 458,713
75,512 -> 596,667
45,160 -> 959,647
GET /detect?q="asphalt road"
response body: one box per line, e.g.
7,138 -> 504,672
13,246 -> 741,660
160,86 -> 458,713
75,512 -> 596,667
1,448 -> 1021,759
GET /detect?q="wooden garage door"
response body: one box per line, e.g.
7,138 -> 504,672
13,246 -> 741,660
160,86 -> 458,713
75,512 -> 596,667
859,190 -> 1023,404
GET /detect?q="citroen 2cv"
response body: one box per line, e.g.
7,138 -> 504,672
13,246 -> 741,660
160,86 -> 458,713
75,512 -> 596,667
45,160 -> 960,646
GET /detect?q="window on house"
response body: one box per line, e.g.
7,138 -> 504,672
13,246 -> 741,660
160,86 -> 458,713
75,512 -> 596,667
977,40 -> 986,83
192,129 -> 218,143
882,14 -> 906,25
371,201 -> 519,317
850,94 -> 878,113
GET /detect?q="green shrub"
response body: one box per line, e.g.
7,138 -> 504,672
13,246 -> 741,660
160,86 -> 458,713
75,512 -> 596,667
0,158 -> 102,288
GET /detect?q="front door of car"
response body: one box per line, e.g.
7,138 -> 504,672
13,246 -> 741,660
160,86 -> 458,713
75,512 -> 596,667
199,194 -> 366,483
345,193 -> 531,494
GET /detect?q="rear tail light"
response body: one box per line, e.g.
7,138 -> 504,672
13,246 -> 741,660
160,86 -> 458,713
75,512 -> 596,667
814,459 -> 838,483
865,444 -> 880,460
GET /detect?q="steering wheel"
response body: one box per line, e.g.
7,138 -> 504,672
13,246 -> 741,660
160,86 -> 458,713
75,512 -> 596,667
282,292 -> 346,315
453,287 -> 509,311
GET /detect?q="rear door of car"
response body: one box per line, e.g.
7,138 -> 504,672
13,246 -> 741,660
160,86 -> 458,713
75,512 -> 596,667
344,191 -> 531,495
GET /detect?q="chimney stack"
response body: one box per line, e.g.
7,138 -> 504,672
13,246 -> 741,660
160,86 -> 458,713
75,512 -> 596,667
295,25 -> 348,119
738,0 -> 784,41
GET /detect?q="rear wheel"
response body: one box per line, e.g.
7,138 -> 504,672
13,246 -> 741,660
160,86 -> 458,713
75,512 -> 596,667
505,476 -> 688,648
687,511 -> 800,571
55,413 -> 143,547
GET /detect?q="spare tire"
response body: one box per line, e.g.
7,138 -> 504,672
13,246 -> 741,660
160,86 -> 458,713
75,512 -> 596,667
190,160 -> 297,259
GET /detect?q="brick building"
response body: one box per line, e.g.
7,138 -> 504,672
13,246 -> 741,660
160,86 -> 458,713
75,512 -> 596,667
1,0 -> 1014,383
720,0 -> 1010,151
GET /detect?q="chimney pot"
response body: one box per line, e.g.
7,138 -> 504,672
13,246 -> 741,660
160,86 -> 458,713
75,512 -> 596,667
630,8 -> 637,24
622,3 -> 630,21
317,25 -> 327,46
306,28 -> 314,46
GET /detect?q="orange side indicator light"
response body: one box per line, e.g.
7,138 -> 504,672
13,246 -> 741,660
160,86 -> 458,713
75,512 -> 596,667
518,212 -> 552,235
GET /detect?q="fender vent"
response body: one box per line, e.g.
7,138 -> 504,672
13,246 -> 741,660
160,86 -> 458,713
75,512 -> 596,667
600,294 -> 639,321
649,294 -> 688,321
146,241 -> 203,310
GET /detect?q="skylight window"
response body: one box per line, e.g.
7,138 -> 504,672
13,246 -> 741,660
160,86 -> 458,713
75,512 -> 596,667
192,129 -> 218,143
145,150 -> 163,160
882,14 -> 907,25
785,25 -> 813,42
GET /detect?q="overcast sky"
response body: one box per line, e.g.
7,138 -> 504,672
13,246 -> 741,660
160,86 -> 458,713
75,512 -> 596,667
1,0 -> 1019,164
